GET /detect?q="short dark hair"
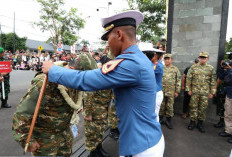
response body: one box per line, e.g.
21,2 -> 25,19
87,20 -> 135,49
143,51 -> 154,61
121,26 -> 136,40
69,60 -> 78,70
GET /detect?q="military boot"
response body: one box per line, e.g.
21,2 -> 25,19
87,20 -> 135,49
97,143 -> 109,157
187,120 -> 196,130
1,97 -> 11,108
165,117 -> 173,129
197,120 -> 205,133
109,128 -> 119,140
159,115 -> 165,124
214,117 -> 225,128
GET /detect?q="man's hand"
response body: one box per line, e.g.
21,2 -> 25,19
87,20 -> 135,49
1,72 -> 8,76
27,141 -> 40,152
174,93 -> 178,98
0,76 -> 4,83
84,115 -> 92,121
188,91 -> 192,96
42,61 -> 54,74
209,94 -> 214,99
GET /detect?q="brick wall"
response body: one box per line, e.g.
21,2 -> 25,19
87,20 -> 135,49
171,0 -> 224,121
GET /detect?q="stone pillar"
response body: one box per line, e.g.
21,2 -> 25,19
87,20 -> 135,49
167,0 -> 229,121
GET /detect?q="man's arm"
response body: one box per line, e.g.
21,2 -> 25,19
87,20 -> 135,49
186,67 -> 193,95
176,68 -> 181,93
44,60 -> 139,91
83,92 -> 94,121
210,68 -> 217,95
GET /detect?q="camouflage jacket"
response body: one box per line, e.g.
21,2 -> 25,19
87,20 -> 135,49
186,63 -> 216,95
83,89 -> 112,120
162,64 -> 181,96
12,73 -> 74,148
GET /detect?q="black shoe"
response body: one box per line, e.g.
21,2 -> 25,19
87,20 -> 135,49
219,131 -> 232,137
188,120 -> 196,130
159,116 -> 165,125
109,128 -> 119,140
165,117 -> 173,129
1,100 -> 11,108
214,118 -> 225,128
97,144 -> 109,157
197,120 -> 205,133
227,137 -> 232,144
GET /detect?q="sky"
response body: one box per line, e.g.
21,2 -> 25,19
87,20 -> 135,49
0,0 -> 232,48
0,0 -> 129,48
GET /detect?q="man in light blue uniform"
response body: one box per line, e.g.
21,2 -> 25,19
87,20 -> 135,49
42,10 -> 164,157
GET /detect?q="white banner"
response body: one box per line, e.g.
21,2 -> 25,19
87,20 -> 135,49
71,44 -> 75,54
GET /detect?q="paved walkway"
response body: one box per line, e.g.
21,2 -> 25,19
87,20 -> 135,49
73,115 -> 232,157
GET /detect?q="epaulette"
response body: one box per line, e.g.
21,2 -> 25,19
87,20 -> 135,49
101,59 -> 124,74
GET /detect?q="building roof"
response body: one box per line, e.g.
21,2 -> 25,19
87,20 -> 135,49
26,39 -> 83,53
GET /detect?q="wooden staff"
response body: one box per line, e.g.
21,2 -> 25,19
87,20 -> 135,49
24,74 -> 48,154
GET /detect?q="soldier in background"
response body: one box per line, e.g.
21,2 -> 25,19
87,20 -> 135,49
83,56 -> 112,157
181,58 -> 199,119
101,47 -> 120,141
186,51 -> 216,133
159,54 -> 181,129
0,47 -> 11,108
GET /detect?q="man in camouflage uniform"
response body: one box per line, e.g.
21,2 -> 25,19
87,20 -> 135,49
12,56 -> 90,156
159,54 -> 181,129
83,53 -> 112,157
0,47 -> 11,108
186,51 -> 216,133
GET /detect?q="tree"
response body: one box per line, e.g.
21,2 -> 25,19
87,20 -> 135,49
127,0 -> 166,41
80,39 -> 90,46
35,0 -> 85,52
225,38 -> 232,52
1,33 -> 27,52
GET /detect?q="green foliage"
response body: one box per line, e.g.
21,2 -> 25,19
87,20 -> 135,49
127,0 -> 166,41
225,38 -> 232,52
1,33 -> 27,52
35,0 -> 85,52
80,39 -> 90,45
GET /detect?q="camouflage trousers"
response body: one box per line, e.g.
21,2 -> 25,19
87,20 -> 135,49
159,95 -> 174,117
0,80 -> 10,99
84,118 -> 107,151
108,102 -> 118,129
32,129 -> 73,156
189,94 -> 209,121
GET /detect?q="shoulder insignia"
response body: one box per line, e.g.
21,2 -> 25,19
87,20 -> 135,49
154,65 -> 157,70
101,59 -> 124,74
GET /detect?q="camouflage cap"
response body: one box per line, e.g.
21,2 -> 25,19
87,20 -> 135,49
0,47 -> 4,54
164,53 -> 172,58
199,51 -> 209,58
75,53 -> 97,70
